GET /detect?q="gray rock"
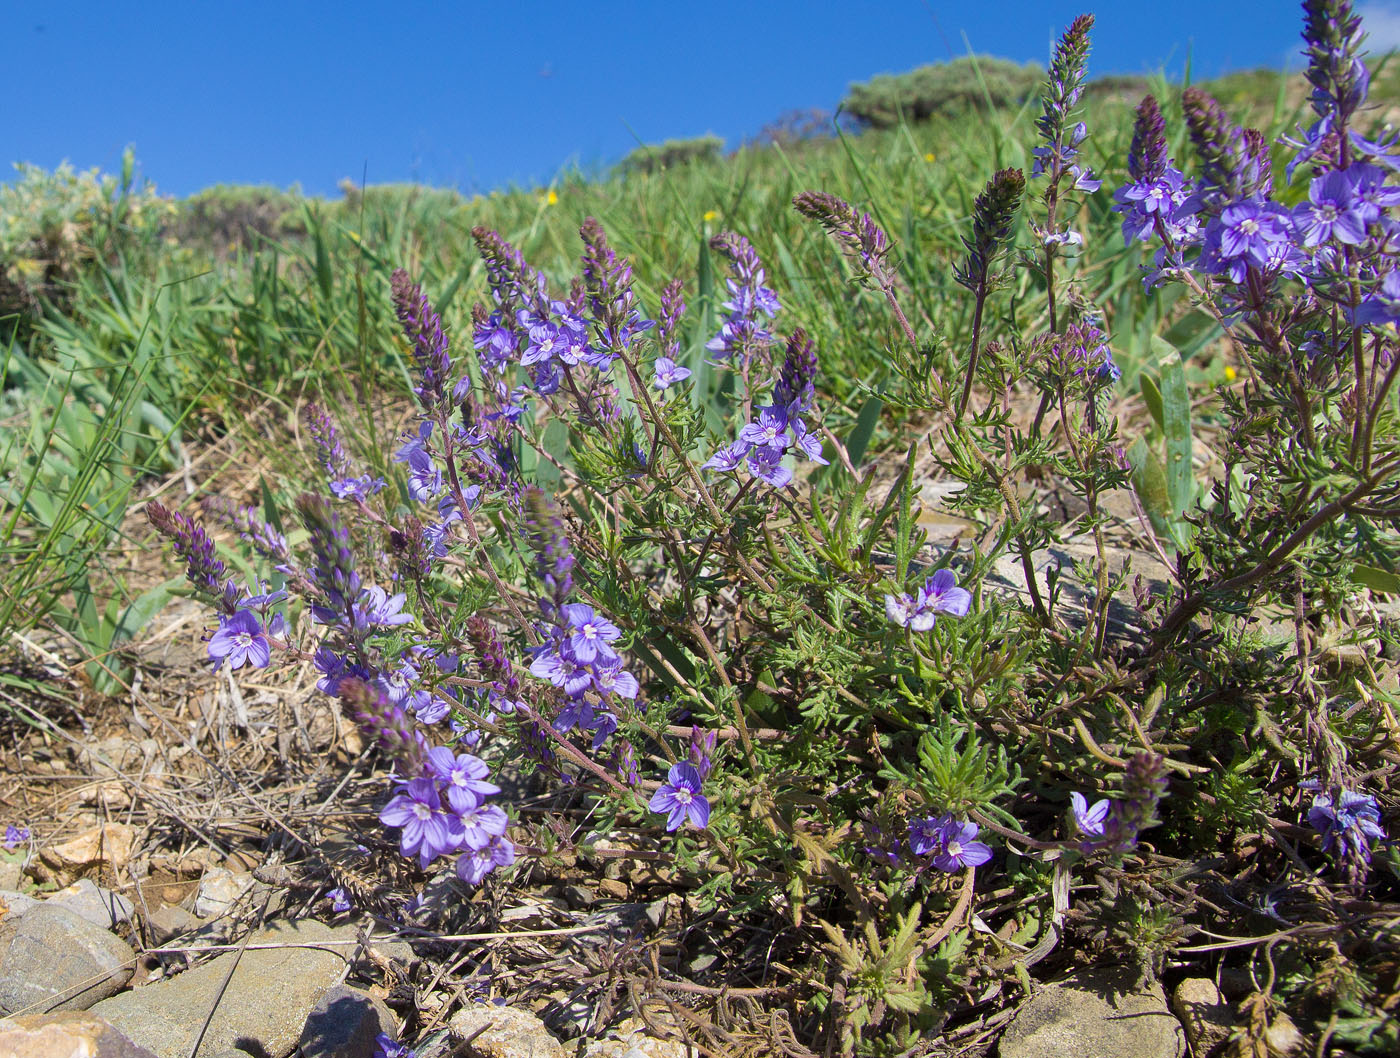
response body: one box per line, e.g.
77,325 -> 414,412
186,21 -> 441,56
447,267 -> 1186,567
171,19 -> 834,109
0,1011 -> 161,1057
0,889 -> 40,921
582,1017 -> 689,1058
90,918 -> 353,1058
1171,978 -> 1234,1056
0,861 -> 24,891
0,904 -> 135,1014
298,984 -> 397,1058
47,878 -> 136,930
144,904 -> 205,945
192,868 -> 254,919
448,1002 -> 566,1058
999,967 -> 1185,1058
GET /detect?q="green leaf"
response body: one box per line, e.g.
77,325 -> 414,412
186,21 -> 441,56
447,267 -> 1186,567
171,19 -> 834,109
1152,336 -> 1195,520
845,394 -> 884,468
1139,371 -> 1164,432
1352,564 -> 1400,594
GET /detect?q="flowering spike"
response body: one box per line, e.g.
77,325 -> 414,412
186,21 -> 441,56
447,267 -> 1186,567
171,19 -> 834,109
955,168 -> 1025,292
791,191 -> 894,287
390,268 -> 452,410
146,501 -> 232,606
1127,95 -> 1169,183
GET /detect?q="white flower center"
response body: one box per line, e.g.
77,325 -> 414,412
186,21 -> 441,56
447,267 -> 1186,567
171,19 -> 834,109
412,803 -> 432,821
675,789 -> 693,806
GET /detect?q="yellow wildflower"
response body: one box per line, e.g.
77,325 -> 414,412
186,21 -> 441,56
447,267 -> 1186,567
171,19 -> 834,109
1223,365 -> 1237,383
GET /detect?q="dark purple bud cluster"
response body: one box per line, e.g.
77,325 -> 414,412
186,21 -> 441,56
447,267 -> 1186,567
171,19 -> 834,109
146,500 -> 231,603
955,168 -> 1026,292
390,268 -> 453,410
791,191 -> 894,287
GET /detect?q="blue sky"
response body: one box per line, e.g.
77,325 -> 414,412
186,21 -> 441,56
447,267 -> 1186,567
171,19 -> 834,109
8,1 -> 1400,199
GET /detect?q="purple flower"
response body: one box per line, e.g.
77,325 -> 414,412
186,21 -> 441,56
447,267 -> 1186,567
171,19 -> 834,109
1294,168 -> 1369,246
932,819 -> 993,872
455,834 -> 516,885
1353,270 -> 1400,327
907,816 -> 945,857
653,356 -> 692,390
208,611 -> 271,670
427,748 -> 501,798
1070,792 -> 1111,837
886,568 -> 973,631
746,444 -> 793,488
379,778 -> 459,866
446,787 -> 509,849
701,441 -> 749,473
649,762 -> 711,831
561,603 -> 621,664
3,824 -> 29,850
739,405 -> 793,451
374,1032 -> 414,1058
1308,788 -> 1386,864
907,814 -> 992,870
327,887 -> 352,913
591,657 -> 639,700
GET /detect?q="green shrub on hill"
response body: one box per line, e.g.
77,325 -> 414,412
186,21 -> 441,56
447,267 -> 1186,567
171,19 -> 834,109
840,55 -> 1043,128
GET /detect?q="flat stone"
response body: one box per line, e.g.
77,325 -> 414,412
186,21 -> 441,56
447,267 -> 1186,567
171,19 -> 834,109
582,1017 -> 689,1058
0,904 -> 135,1014
90,918 -> 353,1058
449,1002 -> 566,1058
192,868 -> 254,919
1171,978 -> 1234,1056
0,1011 -> 161,1057
144,904 -> 205,944
32,824 -> 135,886
48,878 -> 136,929
298,984 -> 397,1058
0,890 -> 39,923
999,967 -> 1185,1058
0,861 -> 24,891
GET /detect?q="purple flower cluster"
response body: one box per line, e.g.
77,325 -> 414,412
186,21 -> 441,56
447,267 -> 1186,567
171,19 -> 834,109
703,329 -> 827,487
523,489 -> 637,750
1306,784 -> 1386,884
147,502 -> 288,672
1117,5 -> 1400,309
3,824 -> 29,850
304,403 -> 385,502
885,568 -> 973,630
907,814 -> 992,872
706,232 -> 780,365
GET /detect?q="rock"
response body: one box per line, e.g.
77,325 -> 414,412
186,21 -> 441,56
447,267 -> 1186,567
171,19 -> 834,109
449,1002 -> 566,1058
144,904 -> 206,945
192,868 -> 254,919
0,1011 -> 161,1057
583,1017 -> 689,1058
0,861 -> 24,891
31,825 -> 135,887
999,967 -> 1185,1058
1171,978 -> 1234,1056
48,878 -> 136,930
90,918 -> 354,1058
298,984 -> 397,1058
0,890 -> 40,922
0,904 -> 136,1014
